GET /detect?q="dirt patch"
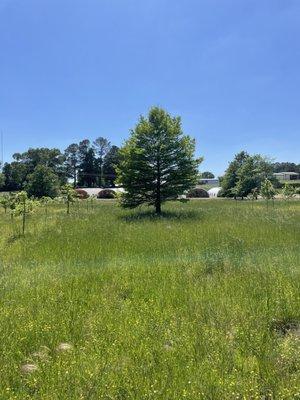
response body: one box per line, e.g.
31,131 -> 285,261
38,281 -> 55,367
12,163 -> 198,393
271,318 -> 300,336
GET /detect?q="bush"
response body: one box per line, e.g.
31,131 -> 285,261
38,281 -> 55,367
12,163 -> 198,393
97,189 -> 116,199
186,188 -> 209,198
75,189 -> 89,199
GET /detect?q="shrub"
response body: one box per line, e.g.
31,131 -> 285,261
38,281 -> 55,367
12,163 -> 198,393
97,189 -> 116,199
186,188 -> 209,198
75,189 -> 89,199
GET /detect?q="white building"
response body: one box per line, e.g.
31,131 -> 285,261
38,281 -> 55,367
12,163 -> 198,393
273,172 -> 299,181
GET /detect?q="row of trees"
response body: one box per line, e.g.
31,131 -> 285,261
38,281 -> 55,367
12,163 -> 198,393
0,138 -> 120,196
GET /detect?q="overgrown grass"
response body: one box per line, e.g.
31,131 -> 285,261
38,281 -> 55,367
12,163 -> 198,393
0,199 -> 300,399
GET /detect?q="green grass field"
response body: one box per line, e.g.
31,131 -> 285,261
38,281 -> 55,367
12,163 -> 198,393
0,199 -> 299,399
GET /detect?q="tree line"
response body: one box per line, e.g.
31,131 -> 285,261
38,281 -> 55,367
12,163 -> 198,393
0,138 -> 120,197
0,106 -> 299,214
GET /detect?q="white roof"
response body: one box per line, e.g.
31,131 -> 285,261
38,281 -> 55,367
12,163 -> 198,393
274,172 -> 298,175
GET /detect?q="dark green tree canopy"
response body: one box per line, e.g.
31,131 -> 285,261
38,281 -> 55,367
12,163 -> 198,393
25,165 -> 60,198
201,171 -> 215,179
117,107 -> 201,213
221,151 -> 277,198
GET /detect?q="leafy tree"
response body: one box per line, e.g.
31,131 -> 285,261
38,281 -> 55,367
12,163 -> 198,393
64,143 -> 80,187
93,137 -> 111,187
201,171 -> 215,179
282,183 -> 295,200
2,147 -> 66,191
103,145 -> 120,187
25,165 -> 60,198
14,191 -> 37,235
117,107 -> 201,214
61,184 -> 77,214
2,162 -> 28,191
221,151 -> 249,197
0,194 -> 9,213
260,178 -> 276,209
222,152 -> 276,198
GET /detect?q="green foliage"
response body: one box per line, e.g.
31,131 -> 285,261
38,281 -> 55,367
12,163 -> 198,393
61,184 -> 78,214
0,172 -> 5,188
117,107 -> 201,213
272,161 -> 300,174
282,183 -> 296,200
64,143 -> 80,187
222,152 -> 276,198
0,194 -> 9,213
260,178 -> 276,204
201,171 -> 215,179
14,191 -> 37,235
103,145 -> 120,187
93,137 -> 111,187
25,165 -> 60,198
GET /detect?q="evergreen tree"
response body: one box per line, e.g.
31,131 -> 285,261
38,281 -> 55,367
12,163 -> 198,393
64,143 -> 80,187
103,145 -> 120,187
117,107 -> 201,214
77,140 -> 97,187
93,137 -> 111,187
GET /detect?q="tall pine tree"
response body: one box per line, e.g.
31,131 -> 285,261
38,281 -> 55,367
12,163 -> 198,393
117,107 -> 201,214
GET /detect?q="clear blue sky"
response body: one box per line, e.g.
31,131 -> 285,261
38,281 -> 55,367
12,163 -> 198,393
0,0 -> 299,175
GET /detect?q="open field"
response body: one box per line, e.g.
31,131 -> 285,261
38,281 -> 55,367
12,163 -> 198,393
0,199 -> 300,399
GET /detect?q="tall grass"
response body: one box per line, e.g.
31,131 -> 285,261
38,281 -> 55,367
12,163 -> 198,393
0,199 -> 299,399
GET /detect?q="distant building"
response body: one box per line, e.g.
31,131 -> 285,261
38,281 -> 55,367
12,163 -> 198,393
273,172 -> 299,181
199,178 -> 219,185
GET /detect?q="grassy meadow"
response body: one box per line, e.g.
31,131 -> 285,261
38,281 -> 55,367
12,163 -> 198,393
0,199 -> 300,399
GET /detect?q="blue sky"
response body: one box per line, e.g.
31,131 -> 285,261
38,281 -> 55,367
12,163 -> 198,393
0,0 -> 299,175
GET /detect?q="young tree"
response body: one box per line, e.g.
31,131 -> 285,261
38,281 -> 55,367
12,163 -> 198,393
40,196 -> 53,216
117,107 -> 201,214
61,184 -> 77,214
260,178 -> 276,209
93,137 -> 111,187
25,165 -> 60,198
0,194 -> 9,213
14,191 -> 36,235
282,183 -> 295,200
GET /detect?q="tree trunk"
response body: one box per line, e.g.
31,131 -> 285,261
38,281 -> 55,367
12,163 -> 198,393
155,201 -> 161,214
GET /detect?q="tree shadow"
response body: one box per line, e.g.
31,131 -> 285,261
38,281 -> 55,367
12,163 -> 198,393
120,208 -> 203,222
